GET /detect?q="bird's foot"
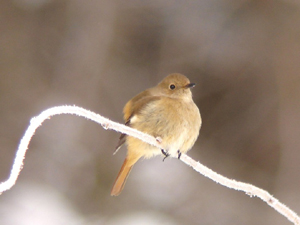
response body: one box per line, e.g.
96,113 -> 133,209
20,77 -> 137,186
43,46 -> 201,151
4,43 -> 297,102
177,150 -> 182,159
161,149 -> 170,162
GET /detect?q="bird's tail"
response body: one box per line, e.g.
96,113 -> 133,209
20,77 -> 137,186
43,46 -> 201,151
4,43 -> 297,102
111,157 -> 135,196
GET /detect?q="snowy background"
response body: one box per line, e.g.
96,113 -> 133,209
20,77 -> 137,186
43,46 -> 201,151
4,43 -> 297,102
0,1 -> 300,224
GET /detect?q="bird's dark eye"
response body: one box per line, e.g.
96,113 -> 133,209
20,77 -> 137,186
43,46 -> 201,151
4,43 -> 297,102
170,84 -> 176,90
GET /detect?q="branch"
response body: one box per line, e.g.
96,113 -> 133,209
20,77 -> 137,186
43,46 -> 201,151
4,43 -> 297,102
180,154 -> 300,224
0,105 -> 299,224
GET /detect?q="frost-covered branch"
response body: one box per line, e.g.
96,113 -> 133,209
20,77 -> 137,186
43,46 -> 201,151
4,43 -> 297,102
0,105 -> 299,224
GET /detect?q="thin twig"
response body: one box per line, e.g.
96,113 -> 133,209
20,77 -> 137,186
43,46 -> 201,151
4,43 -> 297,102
0,105 -> 299,224
180,154 -> 300,225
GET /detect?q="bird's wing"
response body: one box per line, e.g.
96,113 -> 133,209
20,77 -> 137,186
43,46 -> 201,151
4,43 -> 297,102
113,95 -> 161,154
113,120 -> 130,155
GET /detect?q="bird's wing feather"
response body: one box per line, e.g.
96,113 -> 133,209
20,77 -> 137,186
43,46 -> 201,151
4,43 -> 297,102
114,95 -> 162,154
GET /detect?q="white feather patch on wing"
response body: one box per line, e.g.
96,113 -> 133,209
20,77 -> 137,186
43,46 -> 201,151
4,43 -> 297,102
129,115 -> 139,124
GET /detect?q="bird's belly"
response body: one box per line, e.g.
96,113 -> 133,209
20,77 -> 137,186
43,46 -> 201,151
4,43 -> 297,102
128,99 -> 200,158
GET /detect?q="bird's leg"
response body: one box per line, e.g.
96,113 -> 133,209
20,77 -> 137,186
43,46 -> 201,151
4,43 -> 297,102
177,150 -> 182,159
161,149 -> 170,161
157,137 -> 169,161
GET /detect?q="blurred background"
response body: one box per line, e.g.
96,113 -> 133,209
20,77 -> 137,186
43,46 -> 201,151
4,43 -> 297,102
0,0 -> 300,224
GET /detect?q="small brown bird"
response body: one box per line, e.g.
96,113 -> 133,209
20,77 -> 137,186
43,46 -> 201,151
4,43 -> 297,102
111,73 -> 201,196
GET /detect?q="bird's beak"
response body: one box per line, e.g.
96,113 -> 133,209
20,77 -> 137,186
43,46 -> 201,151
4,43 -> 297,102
185,83 -> 196,88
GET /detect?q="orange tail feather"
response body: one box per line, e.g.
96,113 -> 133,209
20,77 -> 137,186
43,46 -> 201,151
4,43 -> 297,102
111,157 -> 133,196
